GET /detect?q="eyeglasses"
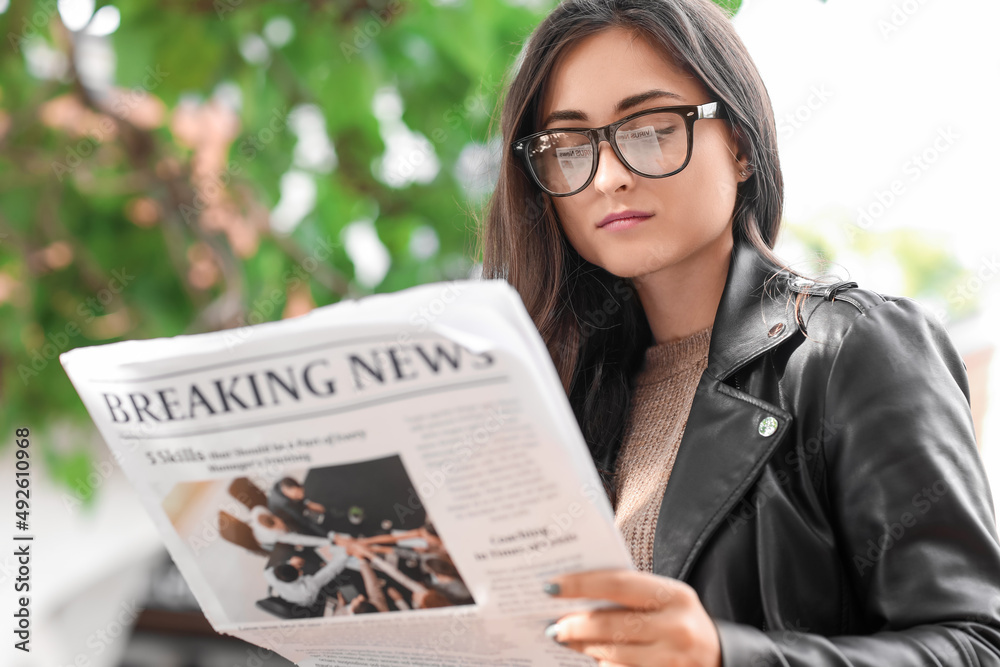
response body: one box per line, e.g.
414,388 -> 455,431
511,102 -> 723,197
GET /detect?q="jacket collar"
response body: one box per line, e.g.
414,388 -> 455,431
651,240 -> 798,580
705,240 -> 798,382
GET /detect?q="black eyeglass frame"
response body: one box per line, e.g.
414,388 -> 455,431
510,102 -> 723,197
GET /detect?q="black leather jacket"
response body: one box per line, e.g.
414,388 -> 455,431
647,241 -> 1000,665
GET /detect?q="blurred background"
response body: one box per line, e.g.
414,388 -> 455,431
1,0 -> 998,665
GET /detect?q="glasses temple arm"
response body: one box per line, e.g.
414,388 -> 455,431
697,102 -> 720,120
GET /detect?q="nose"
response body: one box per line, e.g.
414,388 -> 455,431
591,139 -> 635,195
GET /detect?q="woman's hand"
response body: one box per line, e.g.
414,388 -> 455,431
544,569 -> 722,667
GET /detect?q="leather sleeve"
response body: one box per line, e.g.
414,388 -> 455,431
716,297 -> 1000,666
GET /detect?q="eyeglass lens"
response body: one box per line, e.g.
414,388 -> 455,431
525,111 -> 687,194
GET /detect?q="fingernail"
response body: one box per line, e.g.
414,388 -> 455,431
543,582 -> 561,596
544,622 -> 561,640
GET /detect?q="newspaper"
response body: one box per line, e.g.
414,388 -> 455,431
59,278 -> 634,666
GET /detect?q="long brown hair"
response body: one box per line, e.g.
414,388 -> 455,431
477,0 -> 821,500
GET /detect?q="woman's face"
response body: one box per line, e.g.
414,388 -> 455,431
537,27 -> 747,280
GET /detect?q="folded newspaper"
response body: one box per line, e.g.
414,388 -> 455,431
60,279 -> 634,666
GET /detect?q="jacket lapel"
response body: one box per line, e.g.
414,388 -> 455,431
652,242 -> 799,580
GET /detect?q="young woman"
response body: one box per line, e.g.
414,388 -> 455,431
478,0 -> 1000,665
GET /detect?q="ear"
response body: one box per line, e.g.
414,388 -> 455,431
729,123 -> 753,183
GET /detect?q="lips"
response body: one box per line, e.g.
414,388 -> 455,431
597,209 -> 653,228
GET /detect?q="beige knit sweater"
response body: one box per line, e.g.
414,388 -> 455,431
613,323 -> 713,572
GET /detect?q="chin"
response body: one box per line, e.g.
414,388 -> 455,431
609,245 -> 683,277
588,256 -> 657,281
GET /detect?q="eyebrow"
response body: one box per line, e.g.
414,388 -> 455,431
542,89 -> 684,128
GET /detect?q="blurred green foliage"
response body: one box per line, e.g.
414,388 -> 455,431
0,0 -> 560,495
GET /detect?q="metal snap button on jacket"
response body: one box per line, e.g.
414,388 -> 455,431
758,416 -> 778,437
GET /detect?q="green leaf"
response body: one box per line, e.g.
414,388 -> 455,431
711,0 -> 743,17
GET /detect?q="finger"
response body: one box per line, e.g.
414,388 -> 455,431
550,608 -> 666,645
546,569 -> 694,610
561,640 -> 650,666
